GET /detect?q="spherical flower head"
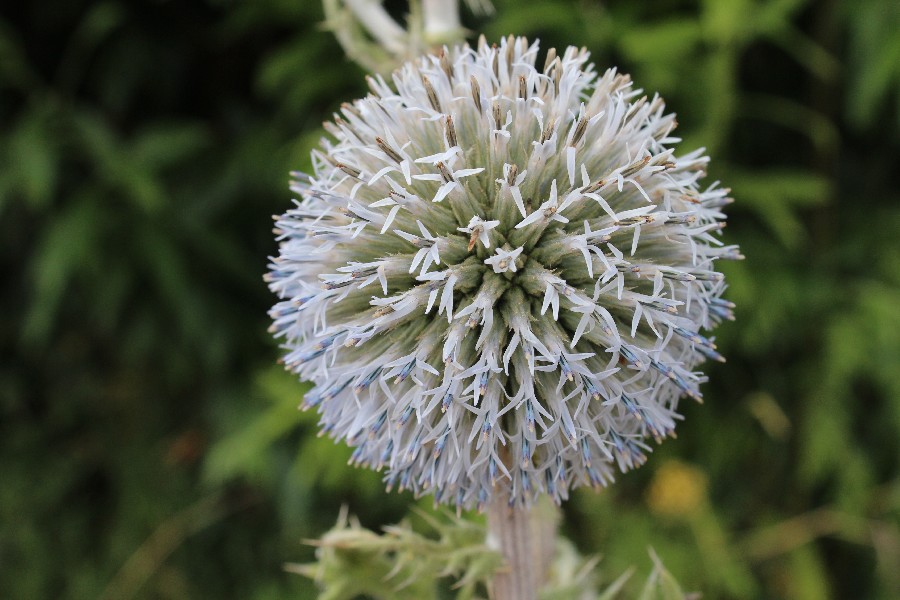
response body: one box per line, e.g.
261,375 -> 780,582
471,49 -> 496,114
267,36 -> 741,510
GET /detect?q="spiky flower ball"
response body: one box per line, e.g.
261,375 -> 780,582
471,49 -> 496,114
267,36 -> 740,509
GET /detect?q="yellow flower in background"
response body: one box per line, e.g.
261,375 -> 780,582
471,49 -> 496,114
646,460 -> 708,518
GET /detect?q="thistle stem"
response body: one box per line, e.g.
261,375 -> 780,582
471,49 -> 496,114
486,490 -> 558,600
421,0 -> 462,44
341,0 -> 407,53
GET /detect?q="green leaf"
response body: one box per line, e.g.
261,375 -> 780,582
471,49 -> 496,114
204,368 -> 309,484
5,104 -> 59,209
739,93 -> 839,152
637,549 -> 690,600
781,545 -> 830,600
130,122 -> 210,171
618,20 -> 702,64
22,197 -> 103,344
846,0 -> 900,129
0,17 -> 40,90
596,567 -> 634,600
71,110 -> 166,213
767,25 -> 840,82
700,0 -> 753,45
257,36 -> 345,108
484,4 -> 587,42
727,168 -> 830,249
56,2 -> 125,92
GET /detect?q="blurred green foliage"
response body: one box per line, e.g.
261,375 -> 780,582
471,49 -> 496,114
287,508 -> 688,600
1,0 -> 898,598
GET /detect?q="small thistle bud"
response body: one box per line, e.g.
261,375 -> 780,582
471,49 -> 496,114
268,37 -> 740,509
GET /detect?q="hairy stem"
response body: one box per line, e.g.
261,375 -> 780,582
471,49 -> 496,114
486,489 -> 558,600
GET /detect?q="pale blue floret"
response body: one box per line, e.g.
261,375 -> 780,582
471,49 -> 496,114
267,36 -> 740,509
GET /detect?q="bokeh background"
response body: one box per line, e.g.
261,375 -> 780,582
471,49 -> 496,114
2,0 -> 899,598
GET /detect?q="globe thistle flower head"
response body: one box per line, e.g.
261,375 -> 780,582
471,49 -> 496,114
267,36 -> 741,510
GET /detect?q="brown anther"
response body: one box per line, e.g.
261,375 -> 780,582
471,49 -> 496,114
571,114 -> 589,147
373,305 -> 395,318
375,137 -> 403,163
552,59 -> 562,95
492,102 -> 502,130
421,75 -> 441,112
491,44 -> 499,79
518,75 -> 528,100
467,228 -> 482,251
444,115 -> 458,148
506,164 -> 518,187
336,162 -> 361,179
581,178 -> 606,194
436,161 -> 454,183
540,118 -> 556,143
439,49 -> 453,81
470,75 -> 482,113
622,155 -> 651,178
543,47 -> 557,74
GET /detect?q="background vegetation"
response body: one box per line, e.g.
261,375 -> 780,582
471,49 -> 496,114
2,0 -> 898,598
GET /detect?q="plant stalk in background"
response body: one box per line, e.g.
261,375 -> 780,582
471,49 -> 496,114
324,0 -> 491,72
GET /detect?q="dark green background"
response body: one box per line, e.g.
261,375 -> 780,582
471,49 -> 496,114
2,0 -> 898,598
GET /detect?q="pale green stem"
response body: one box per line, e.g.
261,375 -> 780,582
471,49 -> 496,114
486,488 -> 558,600
342,0 -> 407,54
421,0 -> 463,45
